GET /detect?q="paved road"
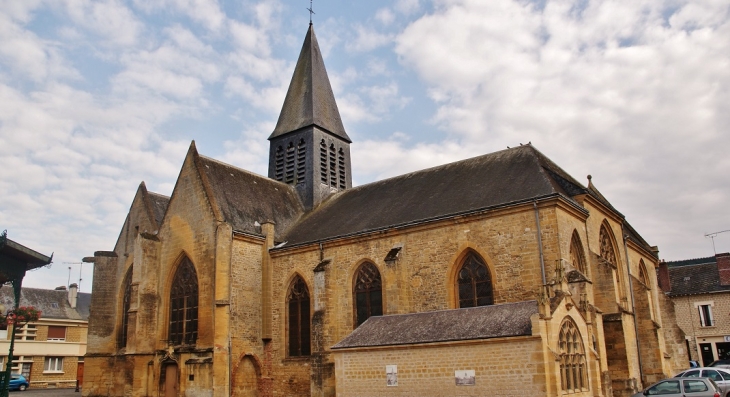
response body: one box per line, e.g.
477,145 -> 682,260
10,388 -> 81,397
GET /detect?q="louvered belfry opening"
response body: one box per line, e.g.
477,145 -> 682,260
354,262 -> 383,327
457,252 -> 494,308
118,267 -> 133,348
169,257 -> 198,346
288,276 -> 311,356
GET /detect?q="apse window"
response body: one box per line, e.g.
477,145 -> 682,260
698,304 -> 714,327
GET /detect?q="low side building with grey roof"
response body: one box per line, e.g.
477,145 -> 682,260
1,284 -> 90,389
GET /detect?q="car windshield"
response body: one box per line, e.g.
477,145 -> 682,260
709,360 -> 730,366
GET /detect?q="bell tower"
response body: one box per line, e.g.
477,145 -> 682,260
268,24 -> 352,211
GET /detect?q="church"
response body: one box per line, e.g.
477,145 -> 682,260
82,24 -> 688,397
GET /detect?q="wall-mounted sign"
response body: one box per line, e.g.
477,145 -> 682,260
455,370 -> 475,386
386,365 -> 398,387
723,336 -> 730,342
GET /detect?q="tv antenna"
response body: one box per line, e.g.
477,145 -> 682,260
307,0 -> 315,24
705,229 -> 730,255
63,262 -> 84,292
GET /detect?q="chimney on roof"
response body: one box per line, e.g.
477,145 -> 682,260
717,253 -> 730,286
68,283 -> 78,309
657,260 -> 671,292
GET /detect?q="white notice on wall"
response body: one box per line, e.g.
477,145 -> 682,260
386,365 -> 398,387
724,336 -> 730,342
455,370 -> 475,386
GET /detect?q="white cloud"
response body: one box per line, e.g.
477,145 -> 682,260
395,0 -> 421,15
133,0 -> 225,32
347,24 -> 393,53
395,0 -> 730,259
375,8 -> 396,25
63,0 -> 143,46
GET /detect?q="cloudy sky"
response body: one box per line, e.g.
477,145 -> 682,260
1,0 -> 729,291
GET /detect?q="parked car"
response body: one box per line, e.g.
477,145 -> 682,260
711,360 -> 730,369
8,374 -> 29,391
632,377 -> 720,397
675,367 -> 730,397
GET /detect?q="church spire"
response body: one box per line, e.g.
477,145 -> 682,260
267,25 -> 353,211
269,24 -> 350,142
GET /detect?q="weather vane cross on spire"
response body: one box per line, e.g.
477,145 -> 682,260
307,0 -> 315,24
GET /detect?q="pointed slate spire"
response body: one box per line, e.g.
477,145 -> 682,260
269,24 -> 351,142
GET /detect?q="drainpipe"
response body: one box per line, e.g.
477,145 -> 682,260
624,234 -> 644,386
533,201 -> 547,285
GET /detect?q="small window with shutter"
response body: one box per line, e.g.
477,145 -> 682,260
47,326 -> 66,341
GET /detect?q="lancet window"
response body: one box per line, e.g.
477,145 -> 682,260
118,266 -> 133,348
274,146 -> 284,181
354,262 -> 383,327
288,275 -> 311,357
319,140 -> 328,184
569,231 -> 587,275
456,252 -> 494,308
338,148 -> 346,189
296,139 -> 306,184
285,142 -> 295,184
329,144 -> 337,187
169,257 -> 198,346
559,318 -> 588,392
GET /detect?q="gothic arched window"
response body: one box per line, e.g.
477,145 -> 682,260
118,266 -> 133,348
599,224 -> 617,266
638,260 -> 649,286
354,262 -> 383,327
288,275 -> 310,356
338,148 -> 346,189
274,146 -> 284,181
169,257 -> 198,346
456,252 -> 494,308
559,318 -> 588,392
569,231 -> 587,275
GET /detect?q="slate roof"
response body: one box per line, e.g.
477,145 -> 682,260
331,301 -> 538,349
269,24 -> 350,142
148,191 -> 170,227
196,154 -> 304,241
666,257 -> 730,296
280,145 -> 588,246
0,286 -> 91,321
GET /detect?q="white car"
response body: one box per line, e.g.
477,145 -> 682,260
675,368 -> 730,397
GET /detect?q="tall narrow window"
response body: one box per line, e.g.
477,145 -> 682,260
338,148 -> 346,189
699,304 -> 713,327
296,139 -> 306,184
169,257 -> 198,345
354,263 -> 383,327
288,276 -> 310,356
456,252 -> 493,308
319,140 -> 328,184
329,144 -> 337,187
118,267 -> 133,348
274,146 -> 284,182
569,231 -> 587,275
559,318 -> 588,392
599,224 -> 617,266
285,142 -> 295,184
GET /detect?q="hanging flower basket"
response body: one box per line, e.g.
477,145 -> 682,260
2,306 -> 41,327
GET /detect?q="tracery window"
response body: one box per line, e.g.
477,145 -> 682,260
599,224 -> 617,266
559,318 -> 588,393
456,252 -> 494,308
118,266 -> 133,348
638,260 -> 649,286
288,275 -> 311,357
169,257 -> 198,346
569,231 -> 587,275
354,262 -> 383,327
